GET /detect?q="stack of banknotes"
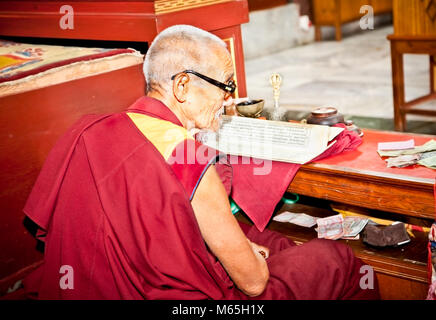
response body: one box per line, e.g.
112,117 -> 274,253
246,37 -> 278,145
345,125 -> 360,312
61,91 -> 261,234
378,139 -> 436,169
273,212 -> 368,240
316,214 -> 368,240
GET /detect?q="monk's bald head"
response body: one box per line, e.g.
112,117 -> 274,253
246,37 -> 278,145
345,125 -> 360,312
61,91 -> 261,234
144,25 -> 230,94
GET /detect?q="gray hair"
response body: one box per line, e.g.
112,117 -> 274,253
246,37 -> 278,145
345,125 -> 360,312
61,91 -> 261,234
143,25 -> 227,93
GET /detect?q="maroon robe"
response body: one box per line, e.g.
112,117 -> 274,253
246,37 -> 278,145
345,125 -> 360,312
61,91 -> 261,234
23,96 -> 379,300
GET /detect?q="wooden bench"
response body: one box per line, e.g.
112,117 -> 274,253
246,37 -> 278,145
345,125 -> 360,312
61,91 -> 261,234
312,0 -> 392,41
388,0 -> 436,131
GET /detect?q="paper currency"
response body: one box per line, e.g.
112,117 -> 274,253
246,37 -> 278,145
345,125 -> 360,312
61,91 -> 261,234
273,211 -> 317,228
315,214 -> 368,240
422,151 -> 436,159
384,150 -> 436,169
378,140 -> 436,157
379,140 -> 436,169
418,154 -> 436,169
378,139 -> 415,151
385,154 -> 421,168
342,216 -> 368,238
316,214 -> 344,240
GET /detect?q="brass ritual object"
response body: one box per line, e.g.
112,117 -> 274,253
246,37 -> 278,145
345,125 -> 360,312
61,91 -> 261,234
270,73 -> 282,109
270,73 -> 285,121
236,99 -> 265,118
306,107 -> 363,137
306,107 -> 344,126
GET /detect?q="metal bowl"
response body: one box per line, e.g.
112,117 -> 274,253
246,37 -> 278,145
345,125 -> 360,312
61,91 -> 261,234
306,107 -> 344,126
236,99 -> 265,118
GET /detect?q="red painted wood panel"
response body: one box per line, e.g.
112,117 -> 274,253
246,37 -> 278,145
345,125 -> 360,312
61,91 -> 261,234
155,1 -> 249,32
0,64 -> 145,280
213,25 -> 248,98
0,1 -> 157,41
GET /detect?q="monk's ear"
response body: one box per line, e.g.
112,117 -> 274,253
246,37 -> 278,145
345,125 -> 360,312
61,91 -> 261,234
172,74 -> 190,103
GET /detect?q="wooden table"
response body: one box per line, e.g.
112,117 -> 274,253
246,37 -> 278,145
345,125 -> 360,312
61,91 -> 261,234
289,129 -> 436,220
238,128 -> 435,299
237,201 -> 431,300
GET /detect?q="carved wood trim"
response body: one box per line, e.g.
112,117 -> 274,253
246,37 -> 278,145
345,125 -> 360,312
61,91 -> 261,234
288,167 -> 435,220
154,0 -> 232,15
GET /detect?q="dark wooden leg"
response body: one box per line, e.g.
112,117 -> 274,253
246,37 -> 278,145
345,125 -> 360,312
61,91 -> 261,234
335,22 -> 342,41
315,25 -> 322,41
430,55 -> 436,93
334,0 -> 342,41
390,41 -> 406,132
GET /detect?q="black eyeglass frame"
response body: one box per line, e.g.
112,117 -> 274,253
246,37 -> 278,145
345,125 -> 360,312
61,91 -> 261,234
171,70 -> 236,95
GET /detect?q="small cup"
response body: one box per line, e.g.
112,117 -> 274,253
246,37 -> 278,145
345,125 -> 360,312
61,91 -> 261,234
236,99 -> 265,118
306,107 -> 344,126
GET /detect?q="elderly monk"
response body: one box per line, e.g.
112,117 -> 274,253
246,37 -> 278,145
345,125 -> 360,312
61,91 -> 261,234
23,25 -> 379,300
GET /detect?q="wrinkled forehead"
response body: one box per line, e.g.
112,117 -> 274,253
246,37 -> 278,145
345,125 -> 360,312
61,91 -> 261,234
206,43 -> 234,79
154,34 -> 234,81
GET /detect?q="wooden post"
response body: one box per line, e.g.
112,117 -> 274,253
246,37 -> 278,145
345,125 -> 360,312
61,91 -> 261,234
315,25 -> 322,41
334,0 -> 342,41
335,22 -> 342,41
390,41 -> 406,132
430,55 -> 436,93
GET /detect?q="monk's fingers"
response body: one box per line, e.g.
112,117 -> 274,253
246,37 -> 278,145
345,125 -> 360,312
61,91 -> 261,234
249,240 -> 270,260
258,246 -> 270,259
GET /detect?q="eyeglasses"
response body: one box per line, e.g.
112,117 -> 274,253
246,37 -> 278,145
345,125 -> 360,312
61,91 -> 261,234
171,70 -> 236,96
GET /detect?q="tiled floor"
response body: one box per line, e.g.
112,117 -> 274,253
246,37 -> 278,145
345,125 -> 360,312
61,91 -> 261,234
245,25 -> 436,134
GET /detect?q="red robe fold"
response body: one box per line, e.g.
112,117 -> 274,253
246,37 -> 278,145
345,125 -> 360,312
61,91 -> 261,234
23,96 -> 379,300
23,98 -> 237,299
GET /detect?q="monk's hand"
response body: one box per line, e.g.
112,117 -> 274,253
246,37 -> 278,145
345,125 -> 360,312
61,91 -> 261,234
247,240 -> 269,260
